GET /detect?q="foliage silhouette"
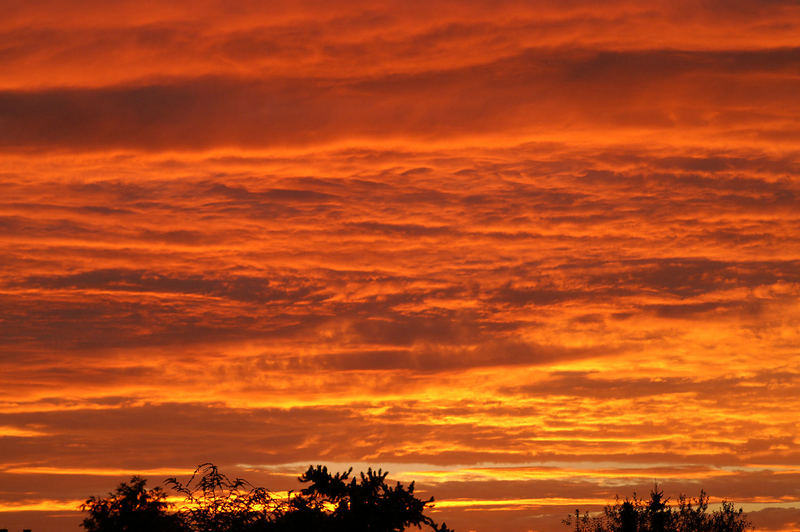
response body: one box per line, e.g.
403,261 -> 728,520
81,463 -> 451,532
563,486 -> 752,532
165,463 -> 279,532
285,465 -> 453,532
80,476 -> 184,532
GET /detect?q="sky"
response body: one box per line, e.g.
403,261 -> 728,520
1,1 -> 800,531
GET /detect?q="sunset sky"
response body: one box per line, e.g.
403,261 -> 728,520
1,1 -> 800,531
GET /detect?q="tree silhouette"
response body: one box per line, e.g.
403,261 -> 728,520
563,487 -> 752,532
80,476 -> 184,532
282,465 -> 453,532
165,463 -> 278,532
80,463 -> 451,532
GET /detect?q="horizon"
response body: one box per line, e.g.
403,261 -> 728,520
1,2 -> 799,531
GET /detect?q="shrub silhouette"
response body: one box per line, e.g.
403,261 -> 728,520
80,463 -> 452,532
563,486 -> 752,532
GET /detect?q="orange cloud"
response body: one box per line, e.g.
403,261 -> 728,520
2,2 -> 800,531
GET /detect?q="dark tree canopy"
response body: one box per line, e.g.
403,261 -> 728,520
80,463 -> 452,532
80,476 -> 184,532
285,465 -> 452,532
563,487 -> 752,532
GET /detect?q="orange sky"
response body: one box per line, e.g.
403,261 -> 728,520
1,2 -> 800,531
